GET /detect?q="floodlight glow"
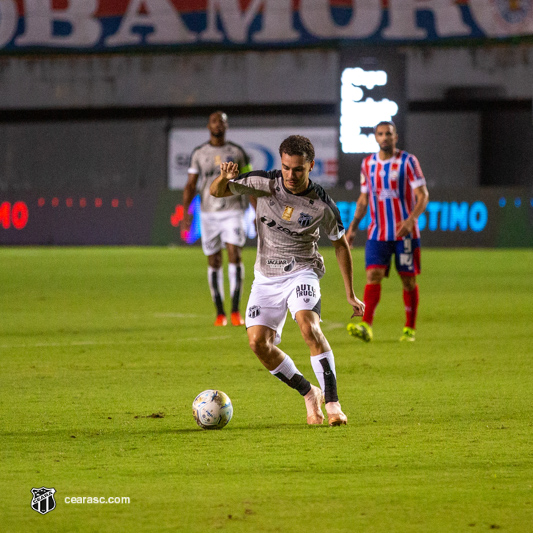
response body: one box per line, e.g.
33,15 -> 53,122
340,67 -> 399,154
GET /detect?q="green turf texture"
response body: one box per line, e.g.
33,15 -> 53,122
1,247 -> 532,532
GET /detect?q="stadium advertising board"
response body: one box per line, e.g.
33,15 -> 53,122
157,187 -> 533,248
0,188 -> 531,247
168,127 -> 339,190
0,1 -> 532,53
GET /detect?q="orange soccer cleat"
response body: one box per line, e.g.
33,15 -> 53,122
326,402 -> 347,426
214,314 -> 228,327
304,385 -> 325,425
230,311 -> 245,326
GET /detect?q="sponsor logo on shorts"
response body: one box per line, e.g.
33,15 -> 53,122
248,305 -> 261,319
298,212 -> 313,227
399,254 -> 413,267
296,284 -> 316,299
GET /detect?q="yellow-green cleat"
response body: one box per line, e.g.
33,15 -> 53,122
347,321 -> 373,342
400,327 -> 416,342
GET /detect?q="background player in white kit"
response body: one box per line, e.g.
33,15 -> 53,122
210,135 -> 365,426
183,111 -> 254,327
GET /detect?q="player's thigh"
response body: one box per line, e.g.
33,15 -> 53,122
394,238 -> 421,276
200,214 -> 223,256
286,272 -> 322,320
365,239 -> 395,277
245,277 -> 288,346
225,243 -> 242,264
220,212 -> 246,249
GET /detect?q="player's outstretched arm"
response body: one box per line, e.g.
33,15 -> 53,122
332,236 -> 365,318
210,162 -> 240,198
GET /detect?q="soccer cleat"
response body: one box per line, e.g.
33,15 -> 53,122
326,402 -> 348,426
304,385 -> 325,425
400,327 -> 416,342
230,311 -> 245,326
347,321 -> 373,342
214,314 -> 228,327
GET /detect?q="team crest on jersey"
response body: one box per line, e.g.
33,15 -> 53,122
31,487 -> 56,515
214,155 -> 222,165
282,206 -> 294,221
298,213 -> 313,227
248,305 -> 261,319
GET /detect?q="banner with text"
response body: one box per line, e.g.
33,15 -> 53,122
1,1 -> 533,53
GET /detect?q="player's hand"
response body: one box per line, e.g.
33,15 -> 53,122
396,218 -> 414,239
220,162 -> 239,180
345,223 -> 357,248
180,212 -> 193,241
348,295 -> 365,318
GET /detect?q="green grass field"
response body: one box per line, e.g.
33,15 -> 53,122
1,246 -> 532,532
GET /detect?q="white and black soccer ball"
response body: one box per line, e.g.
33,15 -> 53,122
192,389 -> 233,430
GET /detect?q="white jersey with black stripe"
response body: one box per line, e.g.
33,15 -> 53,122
228,170 -> 345,278
189,141 -> 251,213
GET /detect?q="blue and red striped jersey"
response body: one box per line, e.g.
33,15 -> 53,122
360,150 -> 426,241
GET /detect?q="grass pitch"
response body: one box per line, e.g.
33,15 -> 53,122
1,246 -> 532,532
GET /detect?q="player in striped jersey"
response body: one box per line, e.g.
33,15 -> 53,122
183,111 -> 254,327
346,121 -> 429,342
210,135 -> 364,426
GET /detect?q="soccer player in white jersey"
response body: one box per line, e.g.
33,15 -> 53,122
210,135 -> 365,426
183,111 -> 254,327
346,121 -> 429,342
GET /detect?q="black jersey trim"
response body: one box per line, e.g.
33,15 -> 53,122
226,141 -> 251,166
309,181 -> 345,232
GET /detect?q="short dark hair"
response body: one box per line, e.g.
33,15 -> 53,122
210,110 -> 228,122
279,135 -> 315,162
374,120 -> 396,133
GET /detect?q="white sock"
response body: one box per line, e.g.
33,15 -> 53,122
270,354 -> 312,396
310,351 -> 338,403
228,262 -> 244,313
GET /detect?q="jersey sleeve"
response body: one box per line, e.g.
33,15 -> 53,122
228,170 -> 276,197
360,158 -> 369,194
407,154 -> 426,189
323,204 -> 345,241
188,149 -> 200,175
319,193 -> 345,241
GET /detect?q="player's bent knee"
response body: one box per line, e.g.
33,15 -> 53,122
247,331 -> 272,356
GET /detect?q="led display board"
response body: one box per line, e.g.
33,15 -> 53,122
338,48 -> 406,189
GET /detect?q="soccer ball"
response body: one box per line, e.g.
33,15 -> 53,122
192,390 -> 233,430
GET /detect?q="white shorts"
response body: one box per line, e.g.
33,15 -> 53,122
245,269 -> 322,345
200,210 -> 246,256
